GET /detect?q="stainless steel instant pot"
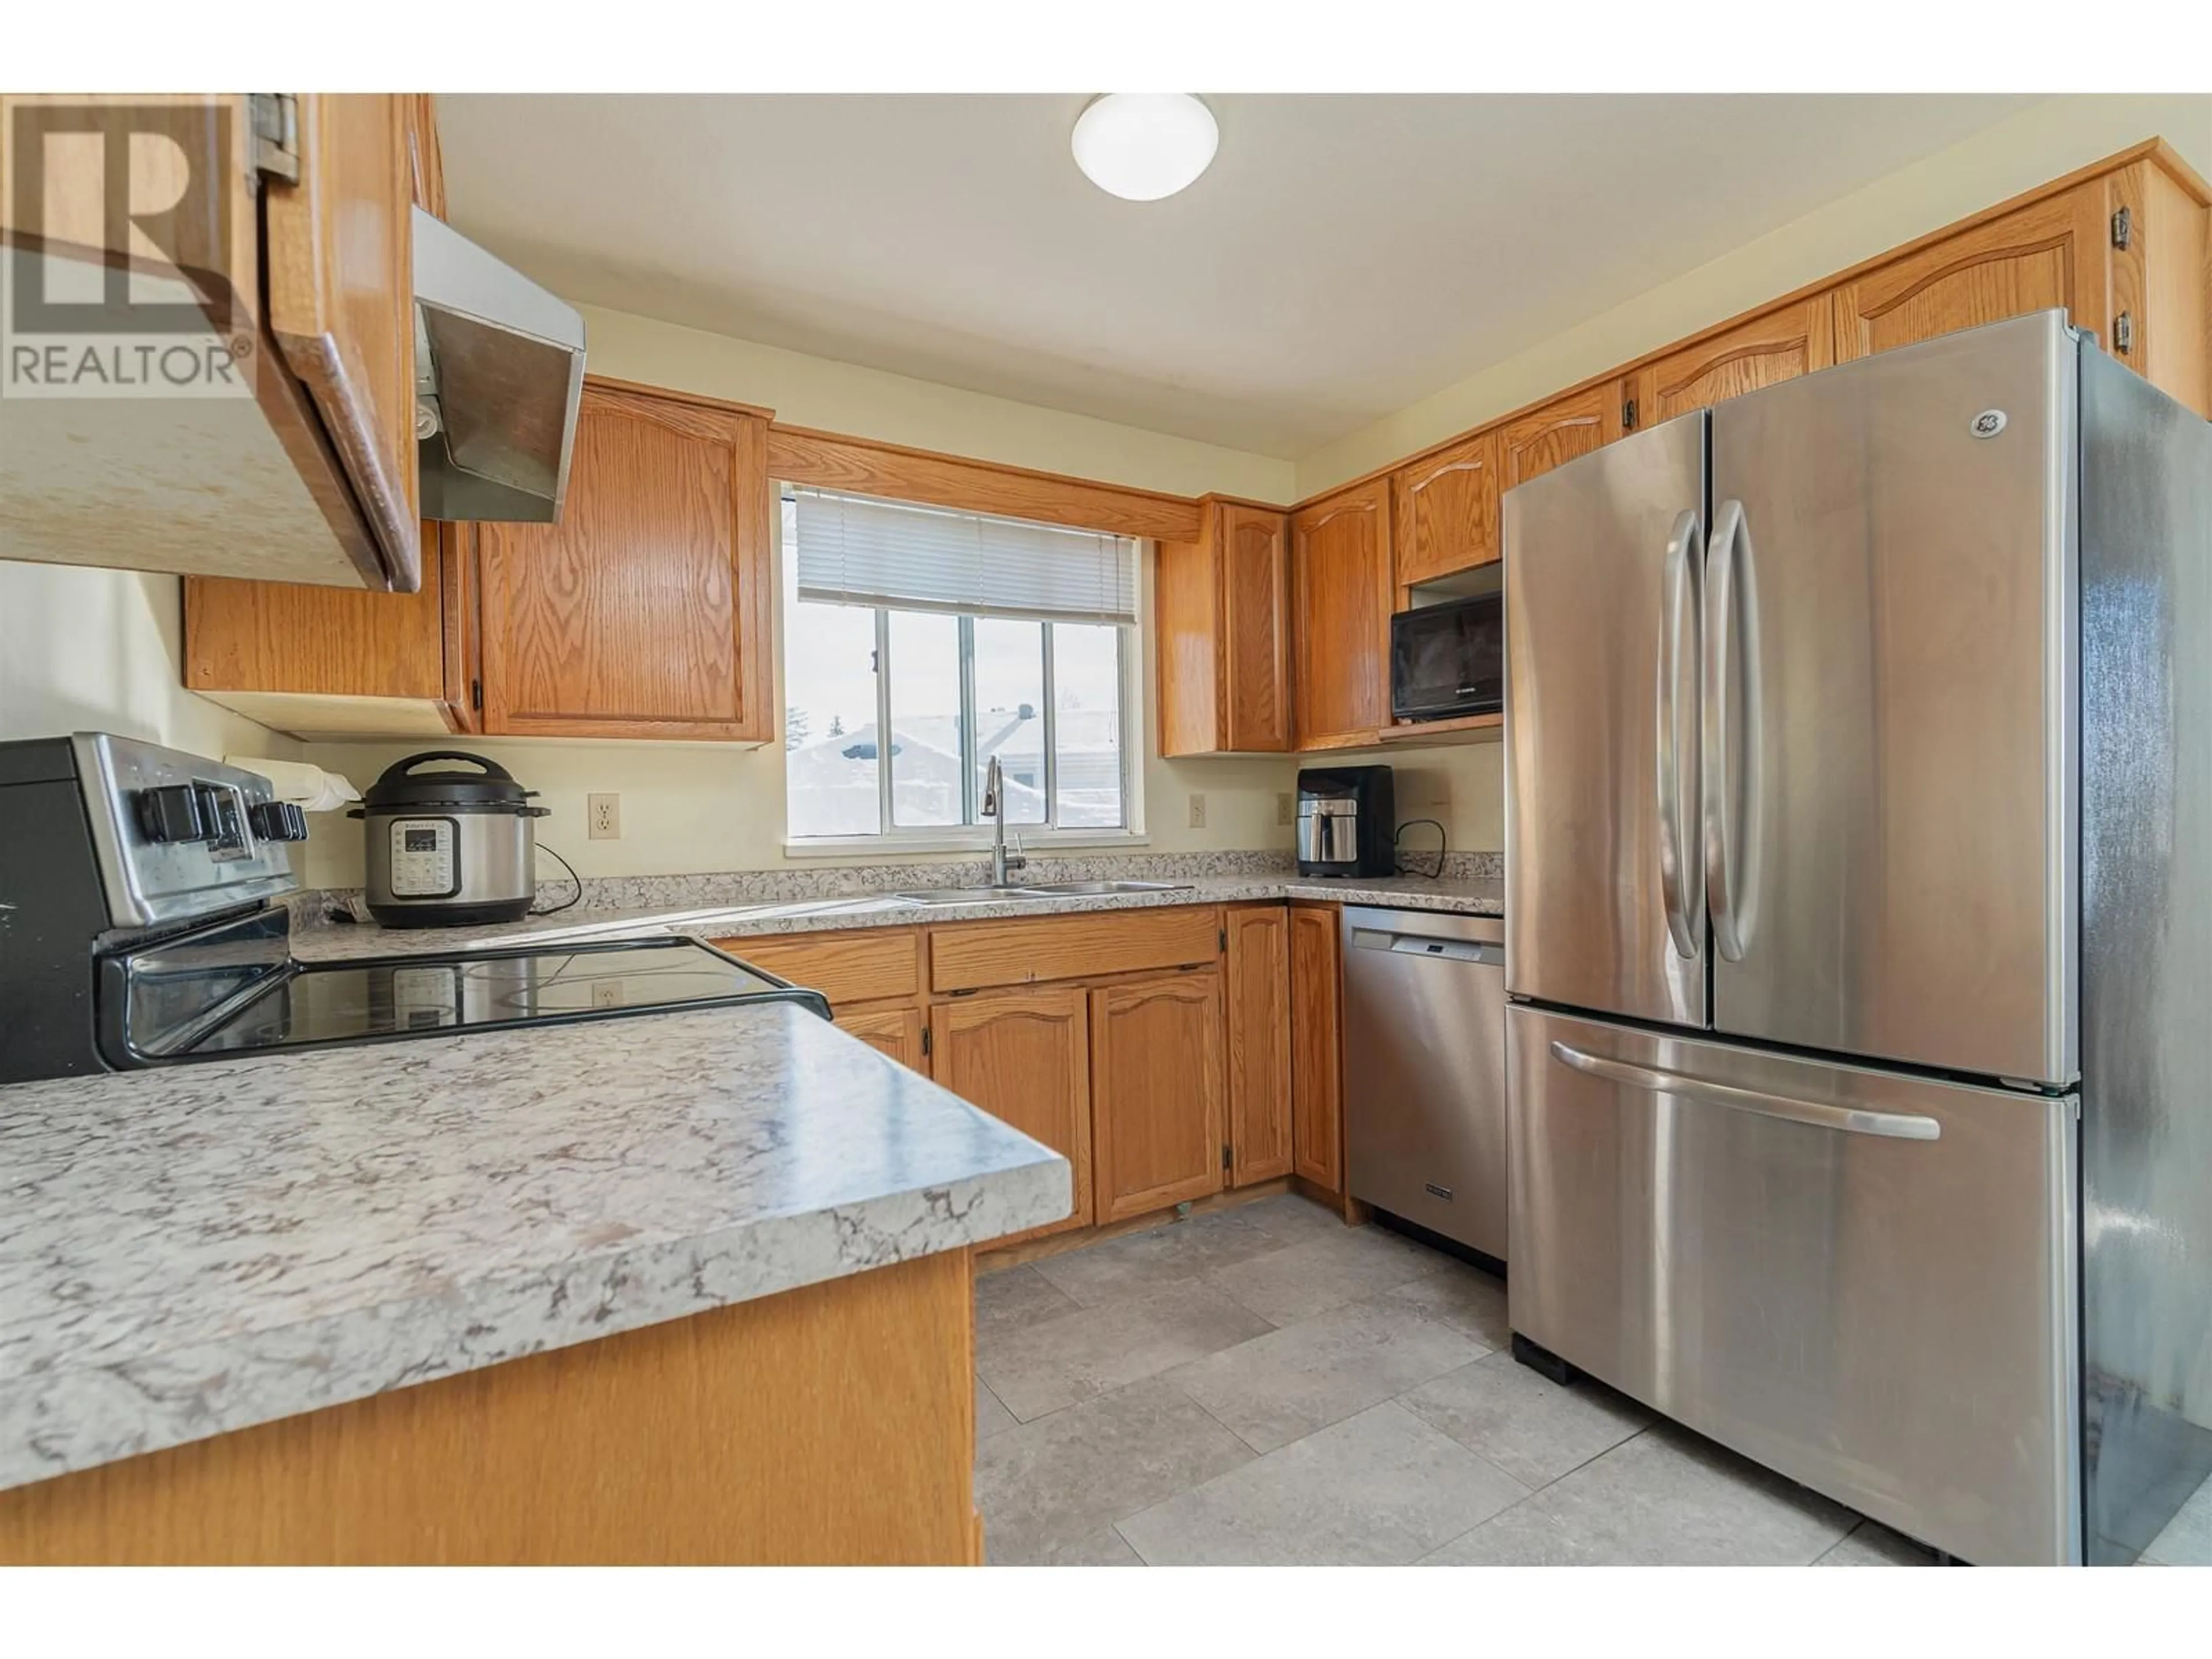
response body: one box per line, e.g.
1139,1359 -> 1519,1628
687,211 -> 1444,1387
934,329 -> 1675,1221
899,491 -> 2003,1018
351,751 -> 550,927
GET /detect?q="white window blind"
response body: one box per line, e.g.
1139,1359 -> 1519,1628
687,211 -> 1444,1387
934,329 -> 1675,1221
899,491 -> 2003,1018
791,487 -> 1139,625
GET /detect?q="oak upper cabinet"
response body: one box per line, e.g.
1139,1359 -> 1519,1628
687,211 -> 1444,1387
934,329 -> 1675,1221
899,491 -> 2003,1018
1630,296 -> 1836,426
1501,381 -> 1626,490
185,520 -> 476,738
477,381 -> 775,741
2101,158 -> 2211,418
1224,905 -> 1293,1186
1831,185 -> 2109,368
1290,477 -> 1393,749
836,1005 -> 928,1073
929,988 -> 1093,1241
0,93 -> 421,591
1289,904 -> 1344,1193
1089,973 -> 1226,1222
1156,498 -> 1293,755
1392,429 -> 1502,592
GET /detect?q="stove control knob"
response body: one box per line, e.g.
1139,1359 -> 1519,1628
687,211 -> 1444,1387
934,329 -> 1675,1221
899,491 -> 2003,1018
248,801 -> 310,842
135,784 -> 208,844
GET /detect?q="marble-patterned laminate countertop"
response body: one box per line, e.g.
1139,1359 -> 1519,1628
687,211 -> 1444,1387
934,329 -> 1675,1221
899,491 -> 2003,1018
0,1002 -> 1069,1494
291,873 -> 1505,962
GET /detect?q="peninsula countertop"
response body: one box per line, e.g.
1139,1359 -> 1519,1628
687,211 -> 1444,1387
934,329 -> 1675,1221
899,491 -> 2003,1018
291,872 -> 1506,963
0,1001 -> 1069,1495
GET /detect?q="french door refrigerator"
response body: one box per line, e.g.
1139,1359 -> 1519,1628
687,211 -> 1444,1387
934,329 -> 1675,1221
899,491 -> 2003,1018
1502,309 -> 2212,1566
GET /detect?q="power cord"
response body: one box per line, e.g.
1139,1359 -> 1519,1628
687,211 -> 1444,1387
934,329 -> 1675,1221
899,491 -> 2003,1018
1394,818 -> 1447,880
531,842 -> 585,916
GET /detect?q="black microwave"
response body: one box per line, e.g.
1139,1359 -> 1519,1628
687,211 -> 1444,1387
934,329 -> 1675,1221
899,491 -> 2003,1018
1389,592 -> 1503,722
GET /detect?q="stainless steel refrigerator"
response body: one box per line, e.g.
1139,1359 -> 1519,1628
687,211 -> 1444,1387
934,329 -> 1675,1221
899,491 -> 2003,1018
1502,309 -> 2212,1566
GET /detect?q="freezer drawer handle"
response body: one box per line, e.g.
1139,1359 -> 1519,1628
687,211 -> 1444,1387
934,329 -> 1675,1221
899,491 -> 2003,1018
1547,1041 -> 1942,1141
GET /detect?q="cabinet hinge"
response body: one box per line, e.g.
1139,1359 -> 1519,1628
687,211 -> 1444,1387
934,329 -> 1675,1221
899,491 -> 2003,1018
1222,1145 -> 1233,1172
2112,204 -> 2133,250
248,94 -> 301,185
1218,927 -> 1228,952
1621,397 -> 1638,432
2115,310 -> 2135,357
469,677 -> 483,711
921,1026 -> 932,1058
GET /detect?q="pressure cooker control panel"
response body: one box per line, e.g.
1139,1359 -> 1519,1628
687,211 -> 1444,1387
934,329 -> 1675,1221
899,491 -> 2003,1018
387,817 -> 460,898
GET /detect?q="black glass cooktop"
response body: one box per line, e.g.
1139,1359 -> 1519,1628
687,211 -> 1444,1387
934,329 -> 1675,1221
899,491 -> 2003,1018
104,914 -> 827,1066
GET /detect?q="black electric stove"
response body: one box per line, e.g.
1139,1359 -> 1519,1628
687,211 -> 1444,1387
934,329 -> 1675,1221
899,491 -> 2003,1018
1,734 -> 827,1084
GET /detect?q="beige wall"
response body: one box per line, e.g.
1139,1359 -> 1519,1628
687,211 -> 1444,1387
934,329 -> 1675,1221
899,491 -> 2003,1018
0,560 -> 294,762
1297,94 -> 2212,497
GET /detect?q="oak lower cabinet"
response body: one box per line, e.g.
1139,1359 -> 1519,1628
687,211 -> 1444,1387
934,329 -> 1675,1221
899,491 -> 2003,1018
836,1003 -> 927,1071
477,380 -> 775,741
1156,497 -> 1294,756
1224,905 -> 1293,1185
1289,904 -> 1344,1194
1290,477 -> 1393,749
929,989 -> 1094,1243
1089,972 -> 1226,1222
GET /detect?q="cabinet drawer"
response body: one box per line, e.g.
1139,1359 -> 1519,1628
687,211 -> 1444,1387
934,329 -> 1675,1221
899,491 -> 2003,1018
715,927 -> 921,1007
929,907 -> 1222,993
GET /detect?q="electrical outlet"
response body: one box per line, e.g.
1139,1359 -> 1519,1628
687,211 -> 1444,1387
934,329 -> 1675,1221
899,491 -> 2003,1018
592,981 -> 624,1009
588,793 -> 620,840
1277,792 -> 1295,827
1187,792 -> 1207,830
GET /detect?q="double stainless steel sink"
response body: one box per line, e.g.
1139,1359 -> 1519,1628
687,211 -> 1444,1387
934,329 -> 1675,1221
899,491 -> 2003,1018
889,879 -> 1191,906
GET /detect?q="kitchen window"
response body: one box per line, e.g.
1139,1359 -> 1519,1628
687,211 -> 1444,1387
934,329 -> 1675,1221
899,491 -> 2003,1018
780,486 -> 1140,847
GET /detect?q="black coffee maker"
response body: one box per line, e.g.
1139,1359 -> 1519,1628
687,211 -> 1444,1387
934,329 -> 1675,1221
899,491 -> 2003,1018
1295,765 -> 1395,877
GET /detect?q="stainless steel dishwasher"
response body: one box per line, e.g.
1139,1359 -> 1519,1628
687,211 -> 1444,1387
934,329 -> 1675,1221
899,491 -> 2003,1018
1341,906 -> 1508,1262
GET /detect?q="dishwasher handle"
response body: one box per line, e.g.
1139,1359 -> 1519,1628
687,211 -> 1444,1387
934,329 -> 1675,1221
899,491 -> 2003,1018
1349,926 -> 1502,965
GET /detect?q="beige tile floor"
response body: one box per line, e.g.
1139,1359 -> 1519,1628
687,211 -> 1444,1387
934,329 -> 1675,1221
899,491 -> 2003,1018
974,1193 -> 1937,1567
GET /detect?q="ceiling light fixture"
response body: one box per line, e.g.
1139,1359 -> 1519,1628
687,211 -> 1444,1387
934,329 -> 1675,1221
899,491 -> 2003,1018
1071,94 -> 1218,202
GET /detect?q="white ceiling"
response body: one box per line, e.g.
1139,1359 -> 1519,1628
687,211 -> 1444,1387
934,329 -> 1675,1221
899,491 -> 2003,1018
438,94 -> 2041,459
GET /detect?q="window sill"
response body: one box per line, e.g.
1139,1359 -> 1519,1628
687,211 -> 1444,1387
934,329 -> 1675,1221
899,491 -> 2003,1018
780,829 -> 1152,860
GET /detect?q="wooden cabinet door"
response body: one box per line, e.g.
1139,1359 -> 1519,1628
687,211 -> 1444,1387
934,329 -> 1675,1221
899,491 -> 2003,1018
1289,904 -> 1344,1192
478,382 -> 774,740
1393,430 -> 1502,590
1290,478 -> 1392,748
1089,972 -> 1226,1222
1219,503 -> 1294,751
1501,382 -> 1625,490
264,94 -> 422,591
1224,906 -> 1293,1186
836,1003 -> 927,1073
929,989 -> 1092,1241
1831,185 -> 2109,365
1631,296 -> 1836,425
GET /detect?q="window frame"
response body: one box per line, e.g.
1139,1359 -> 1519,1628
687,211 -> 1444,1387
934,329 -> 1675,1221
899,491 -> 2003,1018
777,487 -> 1147,855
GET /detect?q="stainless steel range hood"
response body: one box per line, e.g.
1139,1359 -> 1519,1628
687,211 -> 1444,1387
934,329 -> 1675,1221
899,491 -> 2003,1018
412,208 -> 586,524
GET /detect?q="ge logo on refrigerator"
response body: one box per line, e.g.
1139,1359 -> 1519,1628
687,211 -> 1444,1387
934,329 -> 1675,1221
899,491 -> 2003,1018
1972,409 -> 2009,438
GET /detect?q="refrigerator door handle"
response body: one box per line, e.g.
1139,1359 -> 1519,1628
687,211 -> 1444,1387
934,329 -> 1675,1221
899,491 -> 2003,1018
1703,498 -> 1763,961
1657,507 -> 1705,959
1547,1040 -> 1942,1141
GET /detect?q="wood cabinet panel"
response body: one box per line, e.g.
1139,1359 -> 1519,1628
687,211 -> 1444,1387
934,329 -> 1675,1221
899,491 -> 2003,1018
402,93 -> 445,218
264,94 -> 421,591
1289,904 -> 1344,1193
1832,185 -> 2108,365
2107,162 -> 2211,417
721,928 -> 922,1009
1089,973 -> 1226,1222
1156,499 -> 1292,756
836,1003 -> 927,1072
1393,429 -> 1501,589
1224,905 -> 1293,1186
1290,478 -> 1393,748
1631,296 -> 1835,424
478,382 -> 772,740
930,990 -> 1092,1241
0,1251 -> 976,1565
929,907 -> 1221,994
1501,382 -> 1625,490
